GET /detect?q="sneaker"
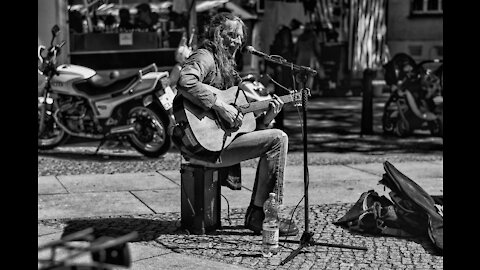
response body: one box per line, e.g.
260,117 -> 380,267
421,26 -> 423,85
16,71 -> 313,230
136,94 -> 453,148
244,205 -> 299,236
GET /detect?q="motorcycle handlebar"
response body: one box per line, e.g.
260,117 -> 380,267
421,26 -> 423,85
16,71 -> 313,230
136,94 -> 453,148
38,45 -> 46,64
39,40 -> 66,62
417,59 -> 443,66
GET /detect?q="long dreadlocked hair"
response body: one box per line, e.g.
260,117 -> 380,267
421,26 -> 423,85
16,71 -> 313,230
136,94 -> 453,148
200,12 -> 247,88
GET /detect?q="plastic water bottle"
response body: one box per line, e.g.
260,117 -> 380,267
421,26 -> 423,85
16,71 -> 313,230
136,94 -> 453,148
262,193 -> 279,257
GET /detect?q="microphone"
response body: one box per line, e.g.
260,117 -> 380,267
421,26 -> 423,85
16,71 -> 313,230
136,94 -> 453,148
244,46 -> 271,59
245,45 -> 317,75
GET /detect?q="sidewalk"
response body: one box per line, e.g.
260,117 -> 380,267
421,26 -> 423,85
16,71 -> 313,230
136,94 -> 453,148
38,160 -> 443,269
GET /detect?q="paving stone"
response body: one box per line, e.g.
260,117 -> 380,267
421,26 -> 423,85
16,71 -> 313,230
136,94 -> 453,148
57,172 -> 177,193
38,175 -> 68,195
38,192 -> 153,219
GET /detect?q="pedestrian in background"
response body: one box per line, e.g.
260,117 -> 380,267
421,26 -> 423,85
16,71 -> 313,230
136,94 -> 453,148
269,24 -> 295,130
134,3 -> 156,31
294,22 -> 325,94
118,8 -> 134,31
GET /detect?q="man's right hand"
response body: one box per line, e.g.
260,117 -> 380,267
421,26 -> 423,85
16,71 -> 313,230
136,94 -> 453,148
212,99 -> 243,128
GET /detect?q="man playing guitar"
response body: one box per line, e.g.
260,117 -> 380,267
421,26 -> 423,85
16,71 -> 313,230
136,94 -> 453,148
173,12 -> 298,236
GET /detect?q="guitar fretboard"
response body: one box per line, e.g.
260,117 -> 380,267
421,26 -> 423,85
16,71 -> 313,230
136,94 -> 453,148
237,92 -> 302,113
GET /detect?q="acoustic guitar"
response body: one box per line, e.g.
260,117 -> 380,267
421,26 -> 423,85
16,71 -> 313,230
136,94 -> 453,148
173,84 -> 304,153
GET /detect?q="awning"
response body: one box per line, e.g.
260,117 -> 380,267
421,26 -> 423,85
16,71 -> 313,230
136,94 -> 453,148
69,0 -> 257,20
196,0 -> 229,12
196,0 -> 258,20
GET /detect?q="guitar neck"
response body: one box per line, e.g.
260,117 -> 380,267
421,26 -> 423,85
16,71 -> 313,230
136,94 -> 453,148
238,92 -> 302,114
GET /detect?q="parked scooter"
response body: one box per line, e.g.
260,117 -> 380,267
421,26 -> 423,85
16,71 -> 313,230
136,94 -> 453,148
38,25 -> 176,157
382,53 -> 443,137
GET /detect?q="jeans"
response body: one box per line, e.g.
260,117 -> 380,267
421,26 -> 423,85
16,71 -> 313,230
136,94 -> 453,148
198,128 -> 288,207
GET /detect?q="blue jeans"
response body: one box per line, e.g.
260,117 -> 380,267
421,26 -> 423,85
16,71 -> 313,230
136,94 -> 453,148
203,129 -> 288,207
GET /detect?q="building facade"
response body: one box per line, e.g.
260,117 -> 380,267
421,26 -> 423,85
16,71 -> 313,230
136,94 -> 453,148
386,0 -> 443,62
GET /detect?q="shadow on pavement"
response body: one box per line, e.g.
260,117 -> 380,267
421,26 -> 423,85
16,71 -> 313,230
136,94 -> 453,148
39,96 -> 442,157
286,132 -> 443,153
39,151 -> 145,161
62,217 -> 183,242
282,97 -> 443,154
61,217 -> 256,241
333,219 -> 442,256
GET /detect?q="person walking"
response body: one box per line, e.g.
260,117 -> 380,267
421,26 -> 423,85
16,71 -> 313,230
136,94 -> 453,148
269,24 -> 295,130
294,22 -> 325,93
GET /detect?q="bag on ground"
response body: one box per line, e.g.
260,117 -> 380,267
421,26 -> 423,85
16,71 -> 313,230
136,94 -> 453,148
334,161 -> 443,251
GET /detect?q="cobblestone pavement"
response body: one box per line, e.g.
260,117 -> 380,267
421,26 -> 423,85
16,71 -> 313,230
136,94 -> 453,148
39,204 -> 443,270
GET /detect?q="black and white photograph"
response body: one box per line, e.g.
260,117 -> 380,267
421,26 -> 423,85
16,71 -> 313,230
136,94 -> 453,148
38,0 -> 444,269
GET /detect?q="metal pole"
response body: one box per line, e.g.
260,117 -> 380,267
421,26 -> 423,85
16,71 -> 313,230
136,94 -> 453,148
361,68 -> 375,135
301,80 -> 309,233
187,0 -> 197,48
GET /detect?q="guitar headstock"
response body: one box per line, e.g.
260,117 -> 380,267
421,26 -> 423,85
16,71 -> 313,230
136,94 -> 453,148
291,88 -> 311,107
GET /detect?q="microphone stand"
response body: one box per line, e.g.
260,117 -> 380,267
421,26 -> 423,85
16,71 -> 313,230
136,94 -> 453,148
254,53 -> 368,265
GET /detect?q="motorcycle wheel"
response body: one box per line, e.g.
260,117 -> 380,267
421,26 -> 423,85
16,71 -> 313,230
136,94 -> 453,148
127,105 -> 171,158
382,112 -> 395,135
429,118 -> 443,137
393,118 -> 410,137
38,103 -> 69,149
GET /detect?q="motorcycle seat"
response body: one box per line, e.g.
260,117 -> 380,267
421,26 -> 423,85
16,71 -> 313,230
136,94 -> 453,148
74,73 -> 140,97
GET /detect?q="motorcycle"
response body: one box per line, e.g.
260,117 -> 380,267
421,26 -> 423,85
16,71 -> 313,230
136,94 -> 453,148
38,25 -> 176,157
382,53 -> 443,137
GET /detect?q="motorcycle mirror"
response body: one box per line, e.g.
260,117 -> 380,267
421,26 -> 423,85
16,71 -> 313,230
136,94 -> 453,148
51,25 -> 60,36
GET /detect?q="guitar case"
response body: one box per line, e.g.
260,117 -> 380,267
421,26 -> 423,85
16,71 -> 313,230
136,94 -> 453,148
379,161 -> 443,251
334,161 -> 443,252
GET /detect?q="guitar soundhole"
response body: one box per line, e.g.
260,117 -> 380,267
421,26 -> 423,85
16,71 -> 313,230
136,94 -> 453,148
217,117 -> 239,133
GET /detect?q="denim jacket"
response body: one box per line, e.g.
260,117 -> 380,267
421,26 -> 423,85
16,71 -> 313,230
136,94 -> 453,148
177,48 -> 224,111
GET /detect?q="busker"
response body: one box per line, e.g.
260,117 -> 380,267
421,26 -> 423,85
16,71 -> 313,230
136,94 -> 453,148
174,12 -> 299,236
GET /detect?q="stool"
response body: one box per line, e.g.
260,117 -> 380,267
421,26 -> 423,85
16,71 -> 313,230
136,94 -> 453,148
180,158 -> 226,235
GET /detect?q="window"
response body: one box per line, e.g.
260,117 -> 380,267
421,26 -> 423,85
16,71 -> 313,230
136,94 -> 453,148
411,0 -> 443,15
408,45 -> 423,56
257,0 -> 265,13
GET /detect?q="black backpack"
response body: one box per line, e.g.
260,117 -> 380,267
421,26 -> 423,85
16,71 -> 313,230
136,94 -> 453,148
334,161 -> 443,251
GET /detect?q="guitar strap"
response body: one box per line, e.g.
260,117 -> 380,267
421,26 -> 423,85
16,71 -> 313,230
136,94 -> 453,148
233,85 -> 242,104
215,86 -> 247,163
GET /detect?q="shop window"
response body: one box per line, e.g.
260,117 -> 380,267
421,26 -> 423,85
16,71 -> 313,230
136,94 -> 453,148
408,45 -> 423,56
411,0 -> 443,15
429,45 -> 443,58
434,45 -> 443,56
257,0 -> 264,13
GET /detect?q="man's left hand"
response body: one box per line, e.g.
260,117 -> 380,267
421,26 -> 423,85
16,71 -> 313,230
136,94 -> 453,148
263,94 -> 284,125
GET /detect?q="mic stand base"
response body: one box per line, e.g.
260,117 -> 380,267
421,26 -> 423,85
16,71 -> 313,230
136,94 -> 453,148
279,231 -> 368,265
